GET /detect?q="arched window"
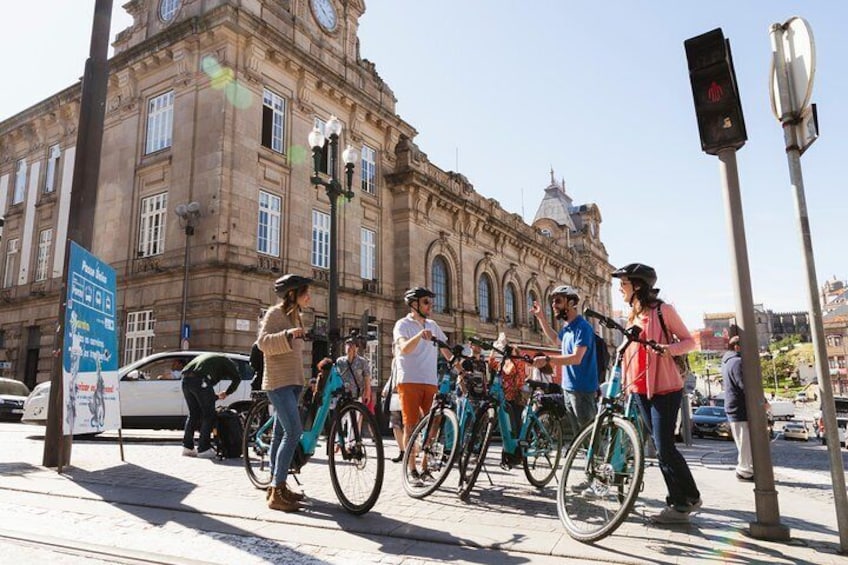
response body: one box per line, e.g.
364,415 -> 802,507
527,290 -> 539,331
545,294 -> 555,327
478,274 -> 493,322
431,256 -> 449,314
505,284 -> 517,327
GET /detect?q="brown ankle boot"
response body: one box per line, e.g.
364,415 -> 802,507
268,486 -> 302,512
266,486 -> 274,502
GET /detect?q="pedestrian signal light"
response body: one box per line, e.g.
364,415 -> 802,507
684,28 -> 747,155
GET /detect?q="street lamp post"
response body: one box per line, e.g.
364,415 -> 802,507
175,202 -> 201,349
308,116 -> 357,358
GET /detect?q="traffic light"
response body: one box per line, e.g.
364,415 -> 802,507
684,28 -> 747,155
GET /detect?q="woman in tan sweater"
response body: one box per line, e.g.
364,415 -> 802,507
257,274 -> 311,512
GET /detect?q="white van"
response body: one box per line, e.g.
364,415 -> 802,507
768,400 -> 795,421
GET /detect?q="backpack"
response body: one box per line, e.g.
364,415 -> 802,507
249,342 -> 264,390
213,409 -> 244,459
595,333 -> 611,382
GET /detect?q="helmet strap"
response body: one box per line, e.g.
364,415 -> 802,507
411,300 -> 428,320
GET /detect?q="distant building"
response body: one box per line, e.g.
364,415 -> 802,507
699,305 -> 810,351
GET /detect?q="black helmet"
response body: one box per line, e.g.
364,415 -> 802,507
404,286 -> 435,305
550,285 -> 580,300
611,263 -> 657,288
274,274 -> 312,295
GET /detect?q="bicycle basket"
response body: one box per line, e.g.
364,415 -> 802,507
539,393 -> 567,419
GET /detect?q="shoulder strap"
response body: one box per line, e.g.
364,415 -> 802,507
656,303 -> 672,344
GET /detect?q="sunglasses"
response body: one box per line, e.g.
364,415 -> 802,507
420,298 -> 432,305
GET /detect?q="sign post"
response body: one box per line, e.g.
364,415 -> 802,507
769,17 -> 848,553
685,28 -> 788,542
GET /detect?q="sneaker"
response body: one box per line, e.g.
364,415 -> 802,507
736,472 -> 754,482
391,451 -> 404,463
650,505 -> 691,524
196,448 -> 217,459
679,498 -> 703,513
181,447 -> 197,457
408,470 -> 424,487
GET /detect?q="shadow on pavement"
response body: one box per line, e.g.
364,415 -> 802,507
62,463 -> 329,564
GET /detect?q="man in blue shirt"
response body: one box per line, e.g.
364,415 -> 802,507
532,285 -> 598,432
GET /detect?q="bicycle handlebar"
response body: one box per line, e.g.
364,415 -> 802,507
430,337 -> 477,372
467,336 -> 538,364
583,307 -> 664,354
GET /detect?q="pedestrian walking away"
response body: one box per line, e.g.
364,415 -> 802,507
720,334 -> 755,481
257,273 -> 312,512
382,357 -> 405,463
181,353 -> 242,459
612,262 -> 702,524
393,286 -> 452,486
531,285 -> 598,431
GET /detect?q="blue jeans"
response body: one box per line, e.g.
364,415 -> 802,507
182,377 -> 216,452
267,385 -> 303,488
564,390 -> 597,433
637,390 -> 701,509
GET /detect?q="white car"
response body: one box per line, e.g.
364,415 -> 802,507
22,351 -> 256,430
782,421 -> 809,442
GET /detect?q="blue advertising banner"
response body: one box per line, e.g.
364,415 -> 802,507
62,242 -> 120,435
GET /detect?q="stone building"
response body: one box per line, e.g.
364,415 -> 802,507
0,0 -> 612,390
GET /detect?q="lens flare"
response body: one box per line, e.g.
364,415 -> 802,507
201,55 -> 254,109
288,145 -> 309,166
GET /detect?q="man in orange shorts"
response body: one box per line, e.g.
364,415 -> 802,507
393,287 -> 451,486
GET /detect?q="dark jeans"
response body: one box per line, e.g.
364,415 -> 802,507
637,390 -> 700,509
182,377 -> 216,452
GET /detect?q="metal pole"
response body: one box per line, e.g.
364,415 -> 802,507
327,135 -> 339,359
44,0 -> 113,468
179,227 -> 191,348
717,148 -> 789,541
770,23 -> 848,552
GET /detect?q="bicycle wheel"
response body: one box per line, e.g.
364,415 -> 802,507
401,409 -> 460,498
522,408 -> 564,488
328,402 -> 384,515
557,415 -> 644,542
242,399 -> 273,489
457,406 -> 494,501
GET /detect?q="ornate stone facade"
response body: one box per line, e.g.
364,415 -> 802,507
0,0 -> 611,389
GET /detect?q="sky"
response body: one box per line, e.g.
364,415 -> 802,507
1,1 -> 845,331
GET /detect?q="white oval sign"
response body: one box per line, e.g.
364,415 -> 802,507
770,16 -> 815,120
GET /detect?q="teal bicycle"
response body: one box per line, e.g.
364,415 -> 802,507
402,340 -> 486,498
556,308 -> 659,541
457,337 -> 566,501
242,345 -> 384,515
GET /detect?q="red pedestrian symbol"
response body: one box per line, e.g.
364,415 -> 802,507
707,81 -> 723,103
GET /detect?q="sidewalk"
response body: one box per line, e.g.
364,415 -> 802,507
0,424 -> 844,564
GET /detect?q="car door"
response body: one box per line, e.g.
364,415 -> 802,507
212,357 -> 254,408
121,356 -> 186,419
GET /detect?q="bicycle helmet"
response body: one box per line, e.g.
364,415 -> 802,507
611,263 -> 657,288
404,286 -> 436,305
550,285 -> 580,301
274,274 -> 313,295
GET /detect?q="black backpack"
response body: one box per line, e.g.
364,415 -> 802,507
249,342 -> 264,390
214,409 -> 244,459
595,333 -> 611,382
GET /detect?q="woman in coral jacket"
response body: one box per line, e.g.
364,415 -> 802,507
612,263 -> 701,525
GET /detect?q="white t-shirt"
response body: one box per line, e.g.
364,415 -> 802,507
393,314 -> 447,386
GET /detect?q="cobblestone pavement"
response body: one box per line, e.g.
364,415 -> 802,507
0,422 -> 845,564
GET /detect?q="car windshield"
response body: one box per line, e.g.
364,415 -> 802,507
0,379 -> 30,396
695,407 -> 725,417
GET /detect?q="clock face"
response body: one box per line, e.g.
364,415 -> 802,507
310,0 -> 338,32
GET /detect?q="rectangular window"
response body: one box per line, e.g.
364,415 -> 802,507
13,159 -> 27,204
257,190 -> 282,257
124,310 -> 155,365
138,193 -> 168,257
313,118 -> 329,174
360,227 -> 376,280
44,145 -> 61,193
360,144 -> 376,194
145,91 -> 175,154
3,239 -> 20,288
311,210 -> 330,269
35,229 -> 53,282
261,89 -> 286,154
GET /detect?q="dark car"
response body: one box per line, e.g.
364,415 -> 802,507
0,377 -> 31,421
692,405 -> 732,439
